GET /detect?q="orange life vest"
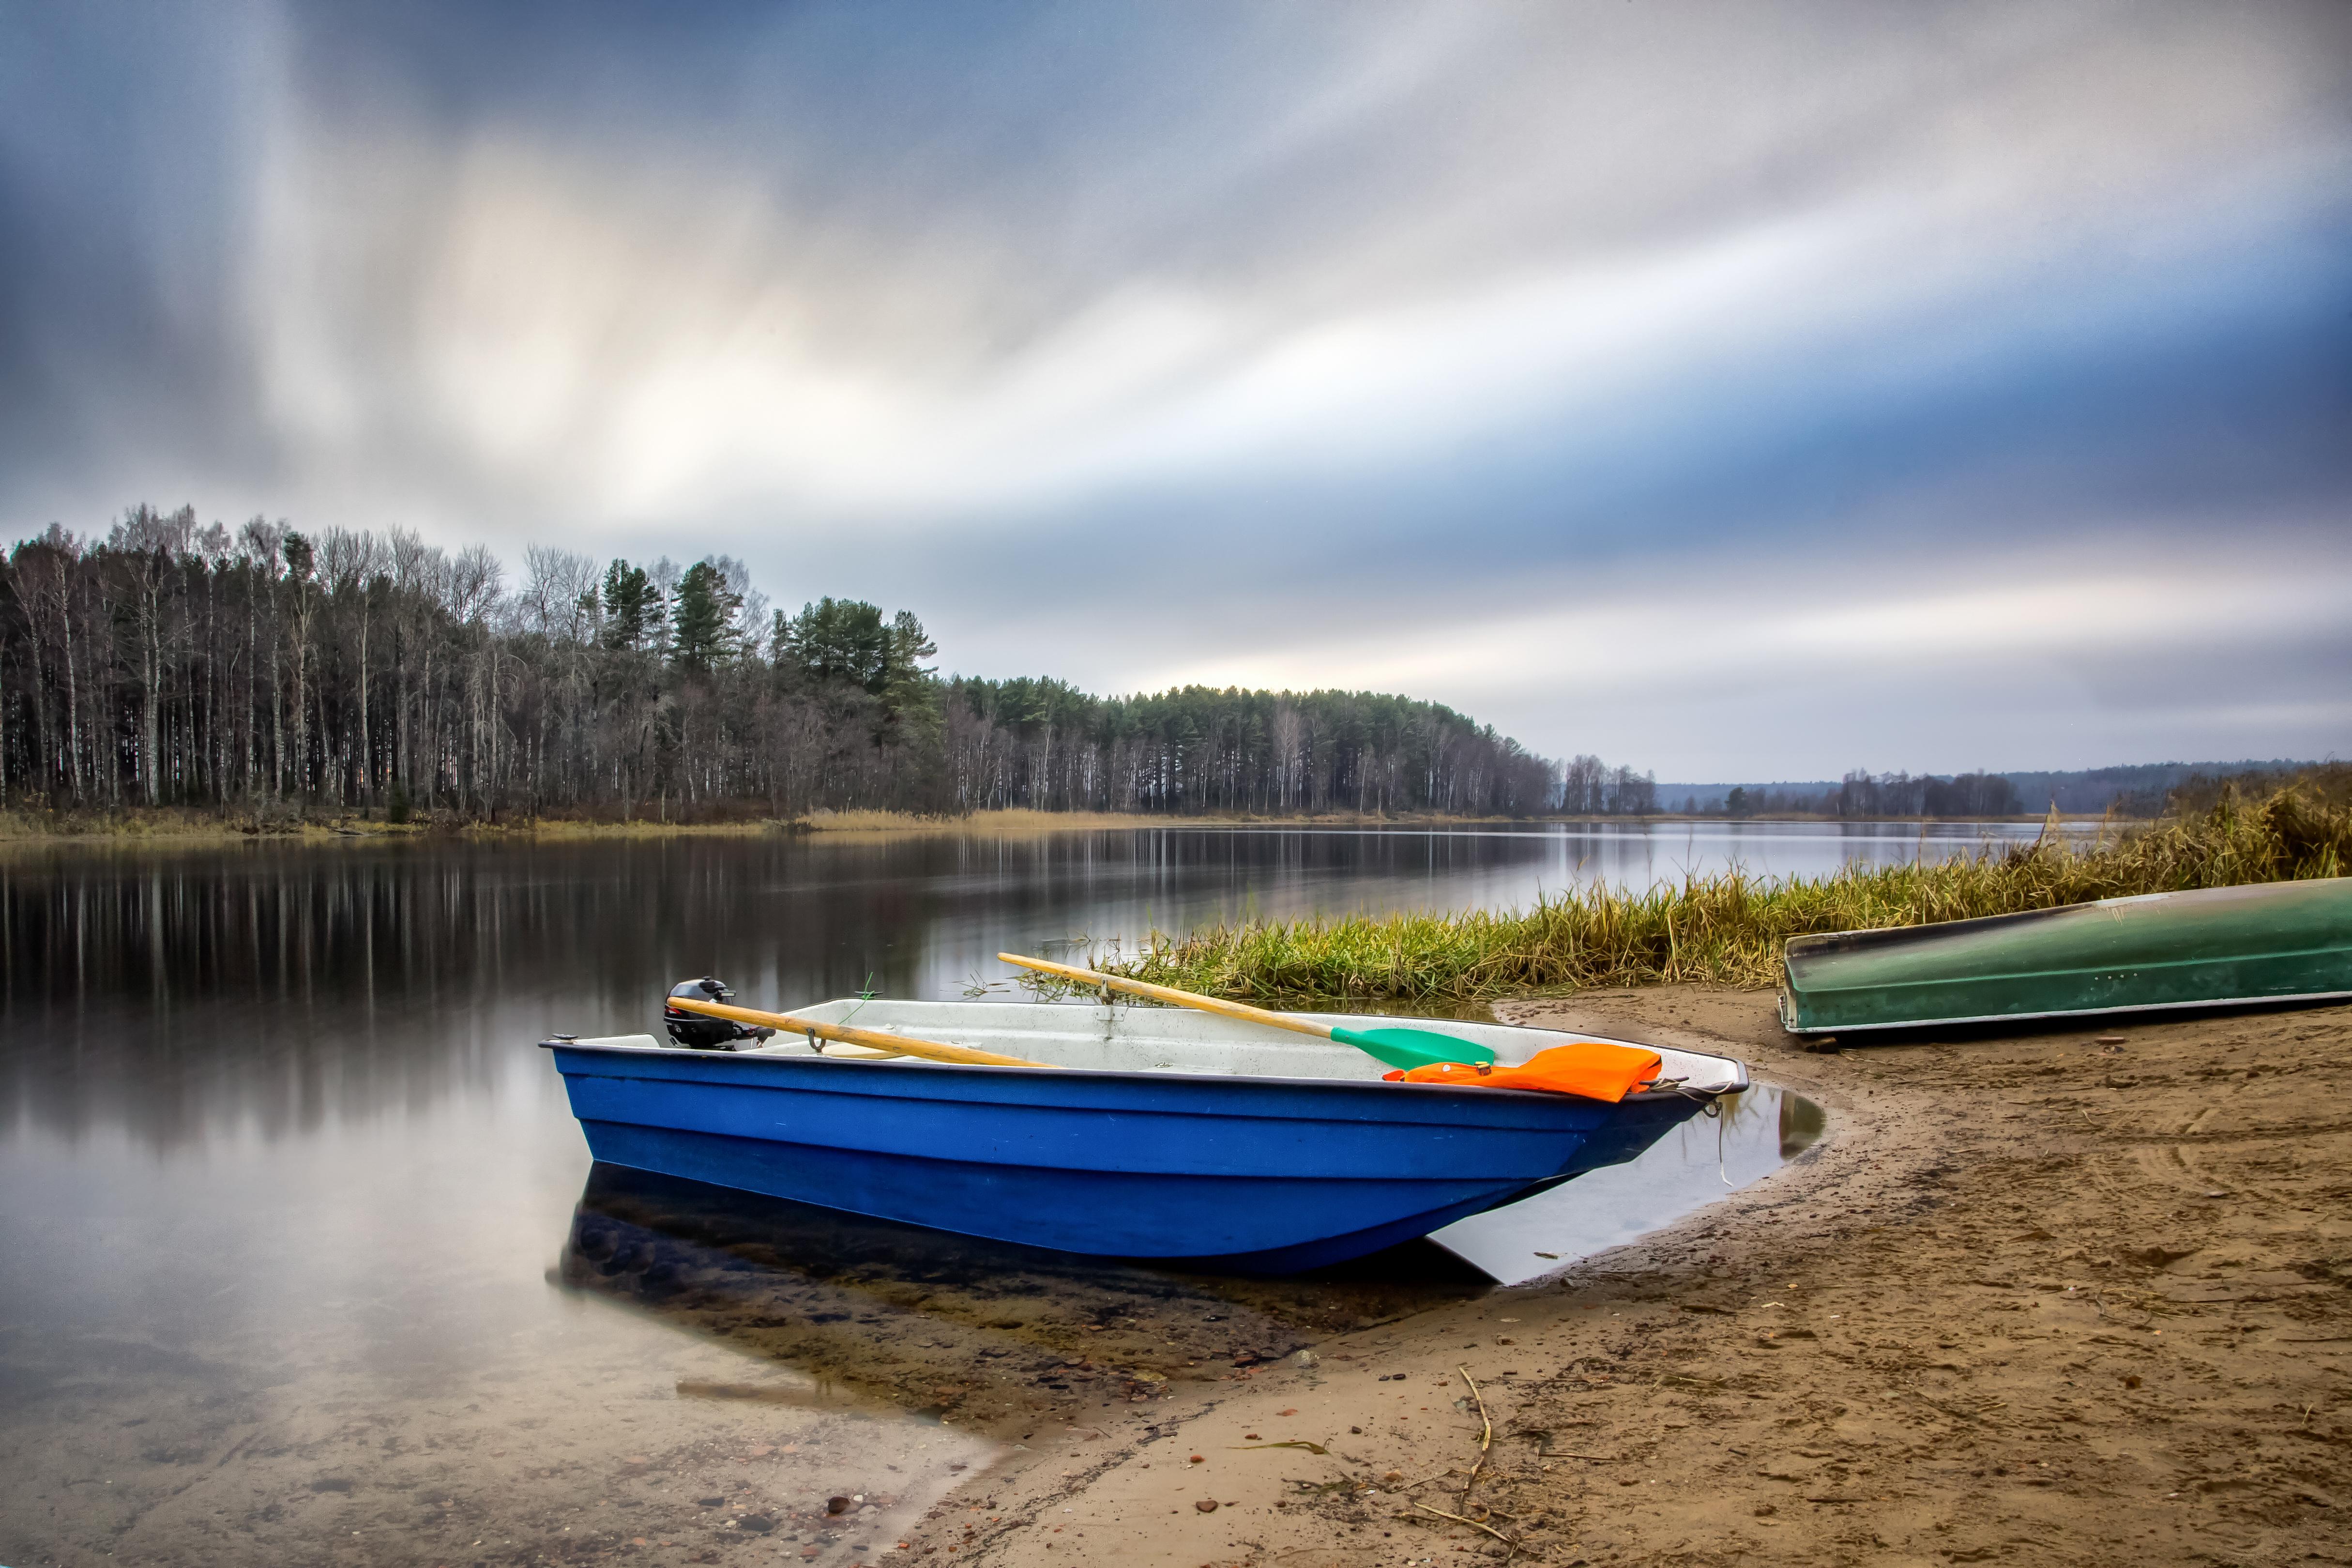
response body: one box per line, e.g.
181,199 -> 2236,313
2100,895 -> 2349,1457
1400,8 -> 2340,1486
1381,1041 -> 1663,1102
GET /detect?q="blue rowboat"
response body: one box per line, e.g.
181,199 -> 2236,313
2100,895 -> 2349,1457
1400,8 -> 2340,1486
542,999 -> 1747,1273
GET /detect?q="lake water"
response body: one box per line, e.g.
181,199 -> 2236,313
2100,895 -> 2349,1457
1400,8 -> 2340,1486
0,821 -> 1932,1565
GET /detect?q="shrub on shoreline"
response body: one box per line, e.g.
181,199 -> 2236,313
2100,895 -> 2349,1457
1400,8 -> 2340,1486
1074,778 -> 2351,1004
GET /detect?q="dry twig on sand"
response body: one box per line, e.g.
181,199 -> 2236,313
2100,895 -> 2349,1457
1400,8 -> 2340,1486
1412,1502 -> 1518,1556
1425,1363 -> 1524,1556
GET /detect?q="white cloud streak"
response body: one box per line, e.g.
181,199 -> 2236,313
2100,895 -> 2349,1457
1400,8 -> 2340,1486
211,0 -> 2348,542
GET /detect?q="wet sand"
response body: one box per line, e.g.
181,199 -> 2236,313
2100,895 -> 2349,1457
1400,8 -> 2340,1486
921,988 -> 2352,1567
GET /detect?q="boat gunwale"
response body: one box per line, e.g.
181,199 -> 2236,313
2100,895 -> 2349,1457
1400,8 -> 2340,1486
1782,878 -> 2351,961
1778,879 -> 2352,1032
537,1034 -> 1748,1104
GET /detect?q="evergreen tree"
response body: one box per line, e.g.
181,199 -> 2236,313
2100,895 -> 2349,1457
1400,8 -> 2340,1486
884,609 -> 937,688
669,560 -> 740,673
778,597 -> 890,688
601,560 -> 656,651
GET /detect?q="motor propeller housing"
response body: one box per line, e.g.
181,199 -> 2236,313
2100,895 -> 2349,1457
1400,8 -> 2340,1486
663,976 -> 775,1050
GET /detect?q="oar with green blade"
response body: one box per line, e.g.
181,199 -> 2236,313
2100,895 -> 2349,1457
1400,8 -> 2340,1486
998,952 -> 1496,1072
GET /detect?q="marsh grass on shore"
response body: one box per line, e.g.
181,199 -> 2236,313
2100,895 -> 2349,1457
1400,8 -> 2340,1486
1067,777 -> 2352,1005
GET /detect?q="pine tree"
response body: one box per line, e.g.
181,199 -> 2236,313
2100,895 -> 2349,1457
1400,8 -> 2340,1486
669,561 -> 739,673
601,560 -> 655,652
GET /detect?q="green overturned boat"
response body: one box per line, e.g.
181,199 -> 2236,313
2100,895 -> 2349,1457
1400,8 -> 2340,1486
1780,878 -> 2352,1035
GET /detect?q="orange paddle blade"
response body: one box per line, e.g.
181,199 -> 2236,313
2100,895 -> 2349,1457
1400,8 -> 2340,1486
1381,1041 -> 1663,1102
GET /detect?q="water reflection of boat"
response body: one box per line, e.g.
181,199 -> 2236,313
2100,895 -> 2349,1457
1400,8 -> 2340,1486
1779,1088 -> 1827,1158
556,1164 -> 1490,1426
543,999 -> 1746,1273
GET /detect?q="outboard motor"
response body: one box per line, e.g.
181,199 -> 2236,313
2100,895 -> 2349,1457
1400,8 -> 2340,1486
663,976 -> 775,1051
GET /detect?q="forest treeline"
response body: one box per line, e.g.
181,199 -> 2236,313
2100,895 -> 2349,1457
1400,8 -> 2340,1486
1700,770 -> 2026,820
0,506 -> 1562,821
1661,761 -> 2335,819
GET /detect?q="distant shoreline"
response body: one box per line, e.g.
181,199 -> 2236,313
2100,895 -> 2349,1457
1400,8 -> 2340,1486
0,804 -> 2123,846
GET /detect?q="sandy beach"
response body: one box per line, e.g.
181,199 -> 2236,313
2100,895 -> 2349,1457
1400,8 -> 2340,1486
6,986 -> 2344,1568
905,987 -> 2352,1567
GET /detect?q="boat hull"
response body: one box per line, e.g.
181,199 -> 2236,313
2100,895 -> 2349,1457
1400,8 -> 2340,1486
1780,878 -> 2352,1035
547,1037 -> 1717,1272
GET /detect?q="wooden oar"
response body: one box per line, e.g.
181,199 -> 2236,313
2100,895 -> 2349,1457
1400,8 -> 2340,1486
664,996 -> 1060,1069
997,952 -> 1496,1071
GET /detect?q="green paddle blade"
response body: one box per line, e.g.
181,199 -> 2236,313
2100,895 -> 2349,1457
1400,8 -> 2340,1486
1329,1024 -> 1497,1072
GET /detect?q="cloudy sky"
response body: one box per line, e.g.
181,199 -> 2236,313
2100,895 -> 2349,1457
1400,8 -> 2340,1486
2,0 -> 2347,778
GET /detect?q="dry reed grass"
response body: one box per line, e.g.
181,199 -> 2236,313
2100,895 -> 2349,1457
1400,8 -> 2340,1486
1076,779 -> 2352,1005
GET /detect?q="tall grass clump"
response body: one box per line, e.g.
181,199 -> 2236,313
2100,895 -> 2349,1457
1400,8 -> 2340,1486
1075,775 -> 2351,1005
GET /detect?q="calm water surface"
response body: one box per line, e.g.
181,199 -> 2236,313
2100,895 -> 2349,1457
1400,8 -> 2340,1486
0,822 -> 1903,1565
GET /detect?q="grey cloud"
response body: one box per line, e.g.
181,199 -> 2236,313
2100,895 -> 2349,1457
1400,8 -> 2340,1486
2,0 -> 2346,773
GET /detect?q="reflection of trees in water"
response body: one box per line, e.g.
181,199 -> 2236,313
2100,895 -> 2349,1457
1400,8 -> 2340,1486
557,1164 -> 1487,1428
0,830 -> 1578,1148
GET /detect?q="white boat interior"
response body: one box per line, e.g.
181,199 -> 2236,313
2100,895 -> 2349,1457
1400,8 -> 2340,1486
563,998 -> 1747,1097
